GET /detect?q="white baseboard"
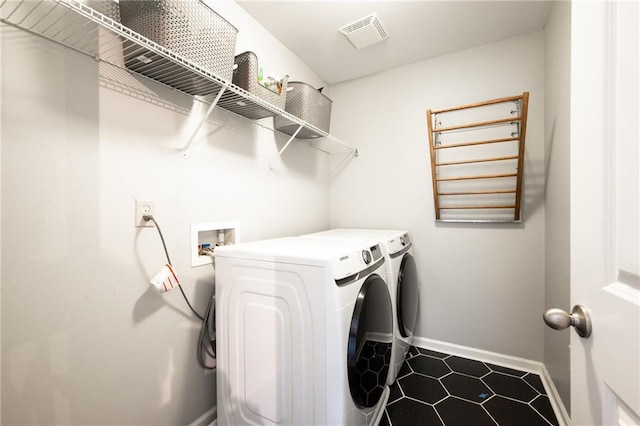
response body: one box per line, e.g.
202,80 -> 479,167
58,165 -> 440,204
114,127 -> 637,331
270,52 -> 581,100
413,337 -> 542,374
189,406 -> 216,426
412,337 -> 571,426
539,363 -> 571,426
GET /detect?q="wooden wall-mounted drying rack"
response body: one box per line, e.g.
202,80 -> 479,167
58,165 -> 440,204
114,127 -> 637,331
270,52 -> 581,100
427,92 -> 529,222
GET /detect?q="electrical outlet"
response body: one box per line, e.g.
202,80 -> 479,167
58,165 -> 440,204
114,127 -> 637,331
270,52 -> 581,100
135,199 -> 155,228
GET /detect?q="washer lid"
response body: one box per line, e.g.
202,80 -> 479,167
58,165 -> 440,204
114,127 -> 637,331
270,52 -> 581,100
303,228 -> 411,257
304,228 -> 407,240
214,237 -> 383,280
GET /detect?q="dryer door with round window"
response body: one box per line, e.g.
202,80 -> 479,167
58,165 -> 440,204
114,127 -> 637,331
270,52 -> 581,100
347,274 -> 393,408
397,253 -> 419,339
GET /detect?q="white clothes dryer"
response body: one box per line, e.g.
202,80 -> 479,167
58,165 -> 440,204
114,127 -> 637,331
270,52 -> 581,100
214,237 -> 393,426
302,229 -> 419,385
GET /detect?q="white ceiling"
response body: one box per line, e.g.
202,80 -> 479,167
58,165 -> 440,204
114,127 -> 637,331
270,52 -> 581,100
236,1 -> 554,84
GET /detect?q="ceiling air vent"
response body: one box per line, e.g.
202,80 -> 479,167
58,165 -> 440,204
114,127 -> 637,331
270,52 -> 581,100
339,13 -> 388,50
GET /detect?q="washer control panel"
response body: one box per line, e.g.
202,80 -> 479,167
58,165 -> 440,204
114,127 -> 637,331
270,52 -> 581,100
388,232 -> 412,255
333,243 -> 383,280
370,244 -> 382,262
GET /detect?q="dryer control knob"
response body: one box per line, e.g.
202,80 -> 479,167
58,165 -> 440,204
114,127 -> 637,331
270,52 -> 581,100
362,250 -> 372,265
400,236 -> 406,246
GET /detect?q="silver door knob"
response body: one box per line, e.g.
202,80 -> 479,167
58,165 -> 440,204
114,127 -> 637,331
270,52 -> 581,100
543,305 -> 592,338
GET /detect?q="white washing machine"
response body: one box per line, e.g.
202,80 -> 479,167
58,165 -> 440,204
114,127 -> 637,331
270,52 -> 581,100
302,229 -> 419,385
214,237 -> 393,425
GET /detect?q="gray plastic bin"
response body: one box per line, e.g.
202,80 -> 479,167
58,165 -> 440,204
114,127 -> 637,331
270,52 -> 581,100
218,51 -> 289,119
87,0 -> 121,22
119,0 -> 237,96
275,82 -> 333,139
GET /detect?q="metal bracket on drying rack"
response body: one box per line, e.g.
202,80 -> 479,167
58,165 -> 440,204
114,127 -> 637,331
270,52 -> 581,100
510,98 -> 522,138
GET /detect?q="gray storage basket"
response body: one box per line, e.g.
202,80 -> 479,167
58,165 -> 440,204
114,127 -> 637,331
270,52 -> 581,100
119,0 -> 237,97
274,82 -> 333,139
87,0 -> 121,22
218,51 -> 289,119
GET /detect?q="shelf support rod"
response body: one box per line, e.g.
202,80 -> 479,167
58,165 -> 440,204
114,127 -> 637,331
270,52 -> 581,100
182,84 -> 228,157
269,124 -> 304,169
324,133 -> 359,156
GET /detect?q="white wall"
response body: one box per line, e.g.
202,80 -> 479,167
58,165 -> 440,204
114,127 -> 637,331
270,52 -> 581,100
0,22 -> 3,426
543,0 -> 571,413
328,32 -> 546,361
1,3 -> 330,424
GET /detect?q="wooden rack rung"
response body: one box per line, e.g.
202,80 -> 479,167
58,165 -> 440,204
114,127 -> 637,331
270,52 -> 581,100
440,205 -> 516,210
439,189 -> 517,196
434,137 -> 519,150
436,155 -> 519,167
435,116 -> 520,133
430,94 -> 524,114
437,173 -> 517,182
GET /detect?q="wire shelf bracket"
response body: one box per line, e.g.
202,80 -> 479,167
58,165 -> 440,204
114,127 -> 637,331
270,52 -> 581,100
182,84 -> 229,157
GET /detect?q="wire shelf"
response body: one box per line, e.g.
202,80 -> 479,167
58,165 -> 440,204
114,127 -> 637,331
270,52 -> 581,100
0,0 -> 356,156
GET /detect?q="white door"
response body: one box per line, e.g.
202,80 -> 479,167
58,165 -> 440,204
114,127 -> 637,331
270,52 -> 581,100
570,1 -> 640,425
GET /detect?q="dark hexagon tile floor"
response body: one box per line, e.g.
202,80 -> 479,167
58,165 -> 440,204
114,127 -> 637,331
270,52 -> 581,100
382,346 -> 560,426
